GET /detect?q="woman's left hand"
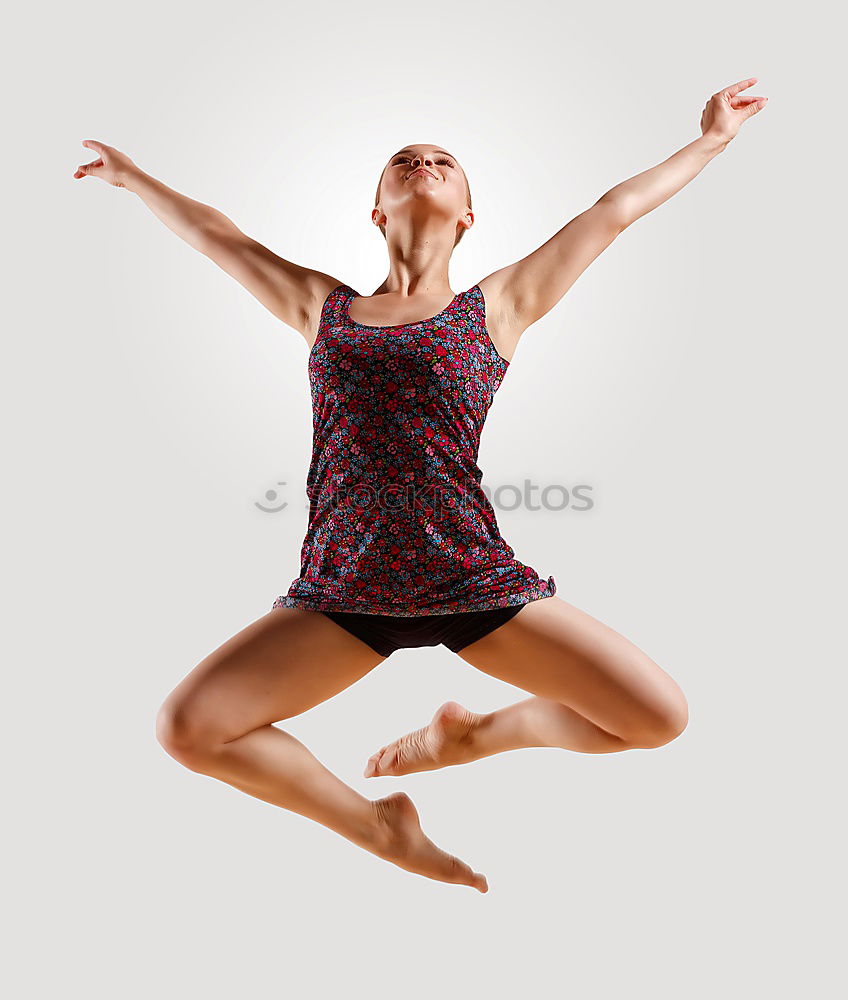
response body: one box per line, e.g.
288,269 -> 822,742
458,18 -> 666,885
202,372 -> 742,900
700,78 -> 768,146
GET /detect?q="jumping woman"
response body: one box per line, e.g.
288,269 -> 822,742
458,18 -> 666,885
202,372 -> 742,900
75,78 -> 766,893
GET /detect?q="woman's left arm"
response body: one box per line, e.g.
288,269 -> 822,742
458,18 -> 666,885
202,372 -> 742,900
603,77 -> 768,229
484,78 -> 768,344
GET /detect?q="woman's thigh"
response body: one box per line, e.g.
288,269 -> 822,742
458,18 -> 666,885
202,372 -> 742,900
455,596 -> 688,744
156,607 -> 387,751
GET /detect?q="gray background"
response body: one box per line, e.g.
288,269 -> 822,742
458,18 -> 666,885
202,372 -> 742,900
4,1 -> 845,997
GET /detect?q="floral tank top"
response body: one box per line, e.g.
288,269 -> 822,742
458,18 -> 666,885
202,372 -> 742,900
271,282 -> 557,616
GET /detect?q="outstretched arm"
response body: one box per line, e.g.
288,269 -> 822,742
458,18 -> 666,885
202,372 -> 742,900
73,140 -> 340,341
479,78 -> 768,355
600,77 -> 768,228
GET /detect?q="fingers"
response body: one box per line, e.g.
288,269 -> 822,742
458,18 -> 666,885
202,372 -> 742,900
734,96 -> 768,116
74,141 -> 108,179
720,77 -> 758,99
745,98 -> 768,116
74,157 -> 103,178
732,94 -> 768,109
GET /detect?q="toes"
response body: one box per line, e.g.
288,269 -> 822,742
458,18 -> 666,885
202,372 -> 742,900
441,852 -> 488,893
377,745 -> 398,775
473,873 -> 489,893
364,744 -> 391,778
455,860 -> 489,893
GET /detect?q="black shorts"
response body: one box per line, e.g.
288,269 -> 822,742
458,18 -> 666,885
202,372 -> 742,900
321,604 -> 528,658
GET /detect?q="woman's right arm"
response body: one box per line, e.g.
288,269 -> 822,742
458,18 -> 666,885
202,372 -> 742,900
73,140 -> 341,343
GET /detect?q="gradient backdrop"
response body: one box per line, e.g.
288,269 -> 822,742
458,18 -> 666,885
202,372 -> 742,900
4,2 -> 843,997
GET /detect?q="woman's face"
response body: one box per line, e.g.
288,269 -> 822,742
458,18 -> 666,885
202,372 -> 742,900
375,144 -> 471,235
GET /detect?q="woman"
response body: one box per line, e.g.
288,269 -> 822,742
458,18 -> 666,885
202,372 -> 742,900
75,78 -> 766,893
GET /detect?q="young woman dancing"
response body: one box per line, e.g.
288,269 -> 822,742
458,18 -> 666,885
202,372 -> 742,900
75,77 -> 766,893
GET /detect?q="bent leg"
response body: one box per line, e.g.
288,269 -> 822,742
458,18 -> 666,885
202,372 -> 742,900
156,607 -> 487,891
458,596 -> 689,747
365,596 -> 688,777
157,606 -> 386,840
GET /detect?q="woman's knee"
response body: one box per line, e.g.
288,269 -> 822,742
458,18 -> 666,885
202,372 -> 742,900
628,685 -> 689,749
155,693 -> 225,767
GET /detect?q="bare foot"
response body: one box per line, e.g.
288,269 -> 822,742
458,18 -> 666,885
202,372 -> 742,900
370,791 -> 488,892
364,701 -> 483,778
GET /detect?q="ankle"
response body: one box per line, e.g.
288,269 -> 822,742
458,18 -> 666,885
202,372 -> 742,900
463,712 -> 495,760
361,797 -> 405,854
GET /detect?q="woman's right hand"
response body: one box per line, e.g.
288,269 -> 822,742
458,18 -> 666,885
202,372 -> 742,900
73,140 -> 138,188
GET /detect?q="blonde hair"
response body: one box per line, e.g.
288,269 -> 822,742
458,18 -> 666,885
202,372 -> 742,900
374,162 -> 472,249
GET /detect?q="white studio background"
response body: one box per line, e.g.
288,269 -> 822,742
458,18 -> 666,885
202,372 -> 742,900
3,2 -> 845,998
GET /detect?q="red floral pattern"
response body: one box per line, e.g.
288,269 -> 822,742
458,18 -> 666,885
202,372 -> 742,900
272,283 -> 556,616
